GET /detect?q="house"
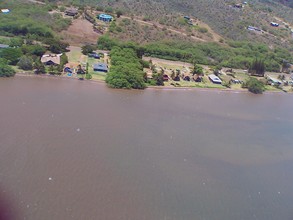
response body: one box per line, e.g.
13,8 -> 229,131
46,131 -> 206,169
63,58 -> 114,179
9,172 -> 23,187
65,8 -> 78,16
93,63 -> 108,72
98,14 -> 113,22
270,22 -> 279,27
41,54 -> 61,65
208,74 -> 222,84
0,44 -> 9,49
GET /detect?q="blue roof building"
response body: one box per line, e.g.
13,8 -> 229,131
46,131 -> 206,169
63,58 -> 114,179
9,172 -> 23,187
98,14 -> 113,22
93,63 -> 108,72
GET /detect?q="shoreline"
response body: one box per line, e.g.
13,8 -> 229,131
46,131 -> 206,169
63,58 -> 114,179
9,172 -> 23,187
14,72 -> 290,94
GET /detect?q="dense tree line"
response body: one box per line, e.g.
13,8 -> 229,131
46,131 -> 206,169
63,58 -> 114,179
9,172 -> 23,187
106,47 -> 146,89
97,35 -> 293,72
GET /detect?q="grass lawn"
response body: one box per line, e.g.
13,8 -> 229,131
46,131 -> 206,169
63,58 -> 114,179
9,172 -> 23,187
0,36 -> 11,45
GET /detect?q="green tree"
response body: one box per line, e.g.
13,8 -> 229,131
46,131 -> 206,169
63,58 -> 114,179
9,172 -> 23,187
104,7 -> 113,13
17,55 -> 33,70
21,44 -> 46,56
243,77 -> 265,94
249,59 -> 265,77
106,47 -> 146,89
9,37 -> 24,47
0,60 -> 16,77
116,10 -> 123,18
60,53 -> 68,66
0,48 -> 23,65
33,60 -> 46,74
81,45 -> 95,55
44,39 -> 69,53
153,71 -> 164,86
192,64 -> 203,75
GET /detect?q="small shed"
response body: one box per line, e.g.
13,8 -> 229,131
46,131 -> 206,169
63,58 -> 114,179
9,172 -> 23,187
93,63 -> 108,72
208,74 -> 222,84
98,14 -> 113,22
65,8 -> 78,16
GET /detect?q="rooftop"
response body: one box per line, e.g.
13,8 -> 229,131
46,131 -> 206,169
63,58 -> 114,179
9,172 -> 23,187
99,14 -> 113,19
41,54 -> 62,65
93,63 -> 108,70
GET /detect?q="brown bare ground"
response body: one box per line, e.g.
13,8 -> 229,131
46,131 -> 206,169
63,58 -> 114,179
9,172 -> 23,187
61,17 -> 100,47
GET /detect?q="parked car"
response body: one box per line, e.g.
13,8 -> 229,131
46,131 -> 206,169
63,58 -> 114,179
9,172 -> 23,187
88,53 -> 100,59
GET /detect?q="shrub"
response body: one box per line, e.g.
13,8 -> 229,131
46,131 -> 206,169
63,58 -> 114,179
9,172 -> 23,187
17,55 -> 33,70
0,48 -> 23,65
85,74 -> 92,79
198,27 -> 208,33
82,44 -> 95,55
0,61 -> 16,77
243,77 -> 265,94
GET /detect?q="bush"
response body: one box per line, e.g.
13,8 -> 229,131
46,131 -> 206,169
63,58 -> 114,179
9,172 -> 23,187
85,74 -> 92,79
243,77 -> 265,94
0,48 -> 23,65
0,61 -> 16,77
198,27 -> 208,33
82,44 -> 95,55
33,60 -> 46,74
17,55 -> 33,70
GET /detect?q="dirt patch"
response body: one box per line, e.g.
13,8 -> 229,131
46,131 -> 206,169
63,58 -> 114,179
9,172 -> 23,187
61,17 -> 100,46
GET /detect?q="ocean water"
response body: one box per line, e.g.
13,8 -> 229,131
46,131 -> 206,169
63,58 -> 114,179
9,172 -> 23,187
0,76 -> 292,220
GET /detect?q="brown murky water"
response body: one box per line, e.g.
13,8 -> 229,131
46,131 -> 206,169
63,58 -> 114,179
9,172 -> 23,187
0,76 -> 293,220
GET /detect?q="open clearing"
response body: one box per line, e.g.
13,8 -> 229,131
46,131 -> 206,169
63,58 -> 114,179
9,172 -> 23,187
61,17 -> 100,46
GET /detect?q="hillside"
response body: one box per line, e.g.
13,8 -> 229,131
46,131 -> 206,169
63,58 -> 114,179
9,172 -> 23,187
61,0 -> 292,49
269,0 -> 293,8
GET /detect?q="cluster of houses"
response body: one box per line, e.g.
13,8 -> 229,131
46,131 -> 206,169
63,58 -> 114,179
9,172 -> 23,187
40,54 -> 108,75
